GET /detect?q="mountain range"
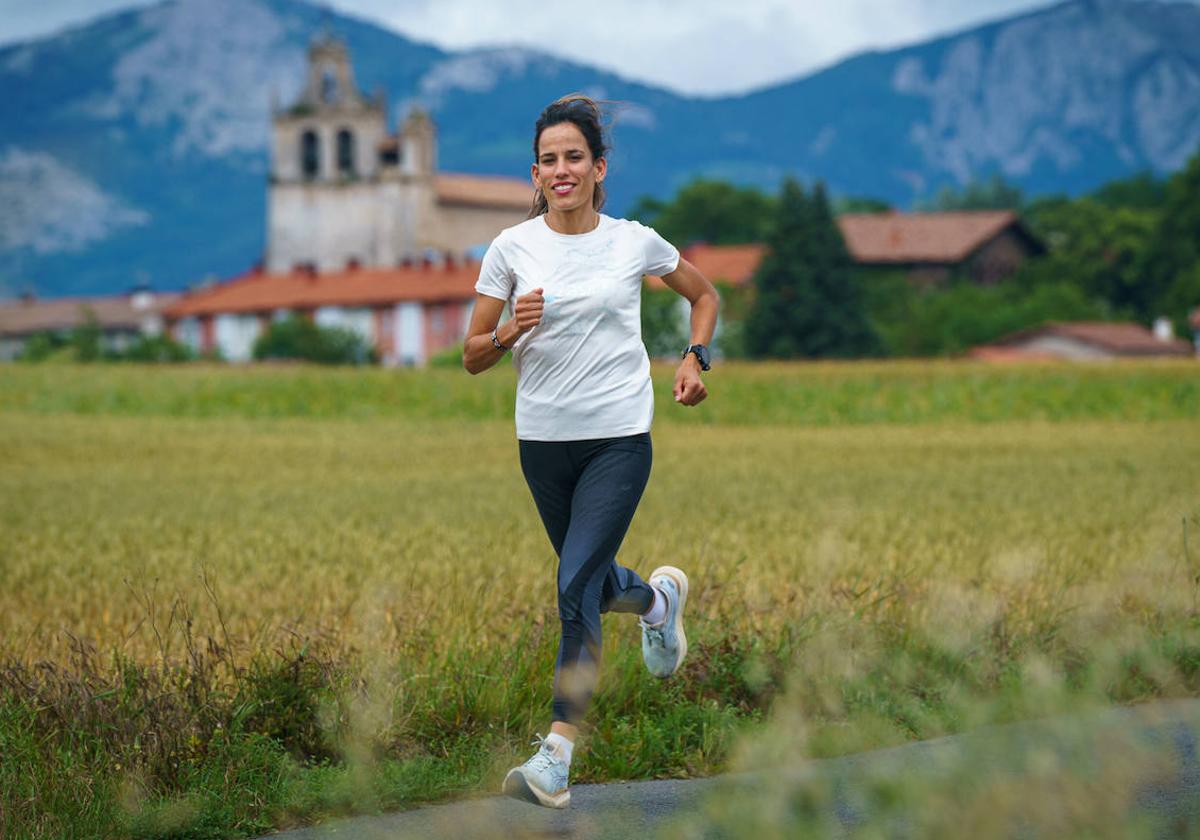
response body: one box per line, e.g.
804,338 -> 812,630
2,0 -> 1199,298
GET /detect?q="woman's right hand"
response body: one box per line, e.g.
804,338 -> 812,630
513,287 -> 545,336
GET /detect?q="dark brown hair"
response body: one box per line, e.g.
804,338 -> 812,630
529,93 -> 609,217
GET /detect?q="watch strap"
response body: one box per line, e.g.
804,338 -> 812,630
682,343 -> 711,371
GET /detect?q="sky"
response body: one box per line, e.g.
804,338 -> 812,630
0,0 -> 1173,95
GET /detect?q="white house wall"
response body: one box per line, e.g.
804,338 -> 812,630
267,182 -> 382,273
314,306 -> 374,342
0,337 -> 22,360
1019,335 -> 1110,360
394,302 -> 424,366
175,317 -> 202,354
215,314 -> 262,362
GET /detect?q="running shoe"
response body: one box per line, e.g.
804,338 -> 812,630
640,565 -> 689,678
502,734 -> 570,809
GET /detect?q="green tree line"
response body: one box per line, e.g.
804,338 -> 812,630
636,148 -> 1200,358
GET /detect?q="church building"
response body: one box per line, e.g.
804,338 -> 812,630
166,36 -> 532,365
266,36 -> 530,272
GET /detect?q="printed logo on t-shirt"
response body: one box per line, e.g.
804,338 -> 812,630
537,238 -> 627,337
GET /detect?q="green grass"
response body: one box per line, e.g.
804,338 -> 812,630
1,359 -> 1197,424
1,361 -> 1199,837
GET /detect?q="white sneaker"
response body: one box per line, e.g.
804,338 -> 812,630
502,735 -> 570,809
640,566 -> 689,678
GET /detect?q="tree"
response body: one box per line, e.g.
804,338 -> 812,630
743,178 -> 878,359
1090,170 -> 1167,210
640,286 -> 689,359
1020,195 -> 1158,317
834,195 -> 892,214
866,275 -> 1109,357
69,308 -> 102,362
629,178 -> 775,245
1142,145 -> 1200,333
918,173 -> 1023,211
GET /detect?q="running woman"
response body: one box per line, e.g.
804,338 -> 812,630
463,94 -> 719,809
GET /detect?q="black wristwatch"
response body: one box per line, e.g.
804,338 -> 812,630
682,343 -> 711,371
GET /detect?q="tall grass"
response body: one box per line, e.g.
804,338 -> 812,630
1,362 -> 1198,837
1,359 -> 1196,424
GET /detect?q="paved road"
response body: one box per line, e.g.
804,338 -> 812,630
264,699 -> 1200,839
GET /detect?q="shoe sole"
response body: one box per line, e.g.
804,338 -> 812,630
649,565 -> 689,678
503,768 -> 570,809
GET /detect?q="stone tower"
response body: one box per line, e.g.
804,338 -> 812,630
266,36 -> 437,272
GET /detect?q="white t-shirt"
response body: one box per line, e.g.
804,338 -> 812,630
475,214 -> 680,441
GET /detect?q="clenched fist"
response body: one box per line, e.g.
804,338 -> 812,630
514,287 -> 545,336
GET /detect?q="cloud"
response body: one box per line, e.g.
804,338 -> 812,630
323,0 -> 1060,95
0,0 -> 157,45
2,0 -> 1191,95
0,147 -> 149,254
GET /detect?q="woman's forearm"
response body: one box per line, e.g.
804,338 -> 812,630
463,318 -> 522,374
686,289 -> 719,347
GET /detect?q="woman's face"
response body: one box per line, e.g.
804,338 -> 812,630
532,122 -> 606,215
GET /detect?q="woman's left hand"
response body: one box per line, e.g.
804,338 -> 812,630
673,358 -> 707,406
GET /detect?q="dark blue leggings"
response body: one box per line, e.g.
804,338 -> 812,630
519,433 -> 655,725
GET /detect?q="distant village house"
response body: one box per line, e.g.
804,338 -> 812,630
0,291 -> 176,361
970,321 -> 1193,361
646,210 -> 1044,290
167,259 -> 478,366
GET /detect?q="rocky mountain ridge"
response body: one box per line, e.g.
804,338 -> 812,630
2,0 -> 1198,297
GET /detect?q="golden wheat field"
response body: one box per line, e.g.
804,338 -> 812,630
2,408 -> 1196,673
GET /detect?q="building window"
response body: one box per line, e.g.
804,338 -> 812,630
301,130 -> 320,179
336,128 -> 355,176
321,68 -> 338,104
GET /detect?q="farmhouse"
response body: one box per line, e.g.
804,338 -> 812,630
646,210 -> 1043,289
0,292 -> 176,361
970,321 -> 1193,361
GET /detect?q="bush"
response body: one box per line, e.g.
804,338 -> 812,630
866,274 -> 1111,357
16,331 -> 69,362
70,310 -> 102,362
641,286 -> 688,359
428,343 -> 464,368
253,316 -> 377,365
117,334 -> 194,363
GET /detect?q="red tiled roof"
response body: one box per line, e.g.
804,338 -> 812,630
837,210 -> 1025,263
644,211 -> 1034,288
0,294 -> 178,335
645,243 -> 765,289
165,263 -> 480,319
436,173 -> 532,209
967,346 -> 1059,363
986,321 -> 1192,357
